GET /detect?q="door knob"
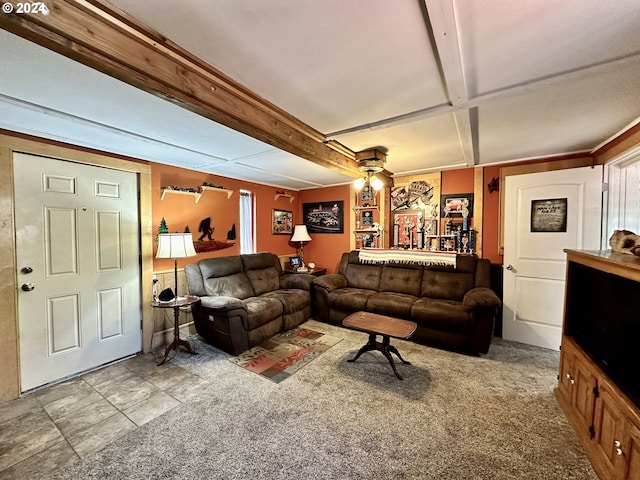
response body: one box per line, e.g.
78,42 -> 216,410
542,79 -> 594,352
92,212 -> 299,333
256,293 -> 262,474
21,283 -> 35,292
505,264 -> 514,270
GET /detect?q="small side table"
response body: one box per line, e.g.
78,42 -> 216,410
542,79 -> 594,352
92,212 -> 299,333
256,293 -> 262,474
152,295 -> 200,366
283,267 -> 327,276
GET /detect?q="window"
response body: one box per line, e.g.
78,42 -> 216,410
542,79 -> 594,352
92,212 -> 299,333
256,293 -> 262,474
239,189 -> 255,254
604,146 -> 640,246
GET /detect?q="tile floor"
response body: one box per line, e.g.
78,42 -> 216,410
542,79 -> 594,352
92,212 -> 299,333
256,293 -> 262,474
0,351 -> 212,479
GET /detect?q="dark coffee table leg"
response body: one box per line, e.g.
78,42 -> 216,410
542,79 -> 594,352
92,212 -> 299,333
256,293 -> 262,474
381,336 -> 409,380
348,333 -> 378,363
348,334 -> 410,380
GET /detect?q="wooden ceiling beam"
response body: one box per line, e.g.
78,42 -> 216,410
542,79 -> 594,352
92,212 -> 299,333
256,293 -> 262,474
0,0 -> 362,177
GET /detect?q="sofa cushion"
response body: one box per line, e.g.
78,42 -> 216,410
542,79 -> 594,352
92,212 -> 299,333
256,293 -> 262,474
328,287 -> 377,312
241,252 -> 281,272
200,256 -> 244,278
411,298 -> 470,332
204,272 -> 255,300
366,292 -> 418,318
344,264 -> 382,291
263,289 -> 310,314
243,296 -> 283,330
421,269 -> 474,301
379,265 -> 422,296
246,267 -> 280,296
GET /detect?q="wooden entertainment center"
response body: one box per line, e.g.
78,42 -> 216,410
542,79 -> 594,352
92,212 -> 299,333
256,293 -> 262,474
557,250 -> 640,480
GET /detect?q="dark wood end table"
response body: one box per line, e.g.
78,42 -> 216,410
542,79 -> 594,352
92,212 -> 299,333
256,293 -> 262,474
342,311 -> 417,380
152,295 -> 200,366
283,267 -> 327,276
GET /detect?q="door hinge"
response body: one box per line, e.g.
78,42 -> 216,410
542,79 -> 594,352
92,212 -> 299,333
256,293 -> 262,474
593,386 -> 599,398
589,425 -> 596,439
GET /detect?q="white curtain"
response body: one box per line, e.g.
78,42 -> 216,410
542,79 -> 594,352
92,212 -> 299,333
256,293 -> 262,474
239,189 -> 254,254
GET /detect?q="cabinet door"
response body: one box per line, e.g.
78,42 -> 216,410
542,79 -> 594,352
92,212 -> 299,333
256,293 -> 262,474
572,355 -> 598,432
623,421 -> 640,480
558,346 -> 575,403
592,382 -> 628,479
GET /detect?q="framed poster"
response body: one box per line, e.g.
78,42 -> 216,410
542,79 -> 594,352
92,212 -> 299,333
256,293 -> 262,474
441,193 -> 473,218
303,201 -> 344,234
272,209 -> 293,234
531,198 -> 567,232
393,209 -> 423,247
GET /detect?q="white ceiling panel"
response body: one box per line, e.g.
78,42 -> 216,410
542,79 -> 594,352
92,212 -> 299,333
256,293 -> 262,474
457,0 -> 640,96
106,0 -> 449,133
477,55 -> 640,163
333,114 -> 467,175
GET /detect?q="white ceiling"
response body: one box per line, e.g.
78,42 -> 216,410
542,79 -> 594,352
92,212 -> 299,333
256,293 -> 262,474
1,0 -> 640,189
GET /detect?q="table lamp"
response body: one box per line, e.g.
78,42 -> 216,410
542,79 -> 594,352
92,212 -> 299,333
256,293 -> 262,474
155,233 -> 197,300
290,225 -> 312,272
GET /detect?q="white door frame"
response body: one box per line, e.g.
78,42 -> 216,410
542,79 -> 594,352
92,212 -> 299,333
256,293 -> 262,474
0,133 -> 154,401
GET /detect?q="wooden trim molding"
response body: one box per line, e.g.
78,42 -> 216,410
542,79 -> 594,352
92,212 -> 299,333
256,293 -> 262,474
0,132 -> 153,402
0,0 -> 361,178
473,167 -> 483,257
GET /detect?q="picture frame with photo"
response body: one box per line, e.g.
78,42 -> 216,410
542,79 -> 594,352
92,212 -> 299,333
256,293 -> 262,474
441,193 -> 473,218
272,209 -> 293,234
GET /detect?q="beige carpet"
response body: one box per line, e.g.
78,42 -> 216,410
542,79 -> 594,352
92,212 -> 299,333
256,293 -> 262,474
52,319 -> 597,480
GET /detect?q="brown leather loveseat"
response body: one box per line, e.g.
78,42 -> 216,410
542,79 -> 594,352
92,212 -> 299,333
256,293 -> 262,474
185,252 -> 314,355
312,251 -> 501,354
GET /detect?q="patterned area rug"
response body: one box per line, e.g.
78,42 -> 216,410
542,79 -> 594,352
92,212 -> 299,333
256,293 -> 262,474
229,327 -> 342,383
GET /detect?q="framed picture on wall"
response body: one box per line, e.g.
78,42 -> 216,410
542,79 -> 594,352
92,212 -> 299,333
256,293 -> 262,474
272,209 -> 293,234
441,193 -> 473,218
303,201 -> 344,233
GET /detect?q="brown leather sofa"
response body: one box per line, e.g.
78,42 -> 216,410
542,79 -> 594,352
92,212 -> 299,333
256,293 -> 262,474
185,252 -> 314,355
312,251 -> 501,354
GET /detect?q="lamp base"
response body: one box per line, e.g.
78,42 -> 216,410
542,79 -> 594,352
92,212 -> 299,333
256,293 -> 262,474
296,266 -> 309,272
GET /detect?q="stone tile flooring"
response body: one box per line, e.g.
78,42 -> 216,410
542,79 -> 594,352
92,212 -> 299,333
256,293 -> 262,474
0,352 -> 212,479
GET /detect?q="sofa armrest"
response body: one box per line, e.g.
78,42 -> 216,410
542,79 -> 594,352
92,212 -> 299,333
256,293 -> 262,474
280,274 -> 314,291
199,295 -> 247,313
463,287 -> 501,310
312,274 -> 347,292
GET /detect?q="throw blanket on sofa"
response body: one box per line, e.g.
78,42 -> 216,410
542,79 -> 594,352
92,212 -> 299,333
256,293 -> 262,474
358,250 -> 457,267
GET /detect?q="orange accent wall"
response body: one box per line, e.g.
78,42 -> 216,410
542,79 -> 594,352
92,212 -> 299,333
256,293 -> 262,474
482,165 -> 502,264
441,167 -> 475,194
152,163 -> 300,271
299,185 -> 352,273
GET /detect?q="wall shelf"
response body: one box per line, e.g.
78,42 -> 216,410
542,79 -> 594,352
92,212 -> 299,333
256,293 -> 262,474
161,186 -> 234,203
275,192 -> 295,203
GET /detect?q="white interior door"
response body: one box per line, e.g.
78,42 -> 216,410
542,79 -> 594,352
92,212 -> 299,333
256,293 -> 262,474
14,153 -> 141,391
503,166 -> 603,350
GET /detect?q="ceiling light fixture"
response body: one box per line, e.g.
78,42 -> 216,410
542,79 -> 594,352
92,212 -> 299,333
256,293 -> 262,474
354,149 -> 387,191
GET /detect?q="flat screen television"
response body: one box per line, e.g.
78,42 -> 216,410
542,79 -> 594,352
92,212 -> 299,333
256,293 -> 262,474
565,261 -> 640,408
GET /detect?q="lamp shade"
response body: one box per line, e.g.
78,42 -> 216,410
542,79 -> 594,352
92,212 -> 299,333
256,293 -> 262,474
156,233 -> 197,259
290,225 -> 312,243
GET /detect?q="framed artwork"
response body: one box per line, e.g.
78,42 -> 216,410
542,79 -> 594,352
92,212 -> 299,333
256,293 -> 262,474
393,209 -> 423,247
303,201 -> 344,233
441,193 -> 473,218
360,185 -> 374,203
272,209 -> 293,234
289,256 -> 301,269
391,186 -> 410,210
531,198 -> 567,232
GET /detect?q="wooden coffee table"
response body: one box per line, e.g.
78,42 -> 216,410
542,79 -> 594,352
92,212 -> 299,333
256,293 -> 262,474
342,311 -> 417,380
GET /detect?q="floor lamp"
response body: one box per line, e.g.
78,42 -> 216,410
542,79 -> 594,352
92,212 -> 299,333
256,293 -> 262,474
155,233 -> 198,365
155,233 -> 197,300
291,225 -> 312,272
